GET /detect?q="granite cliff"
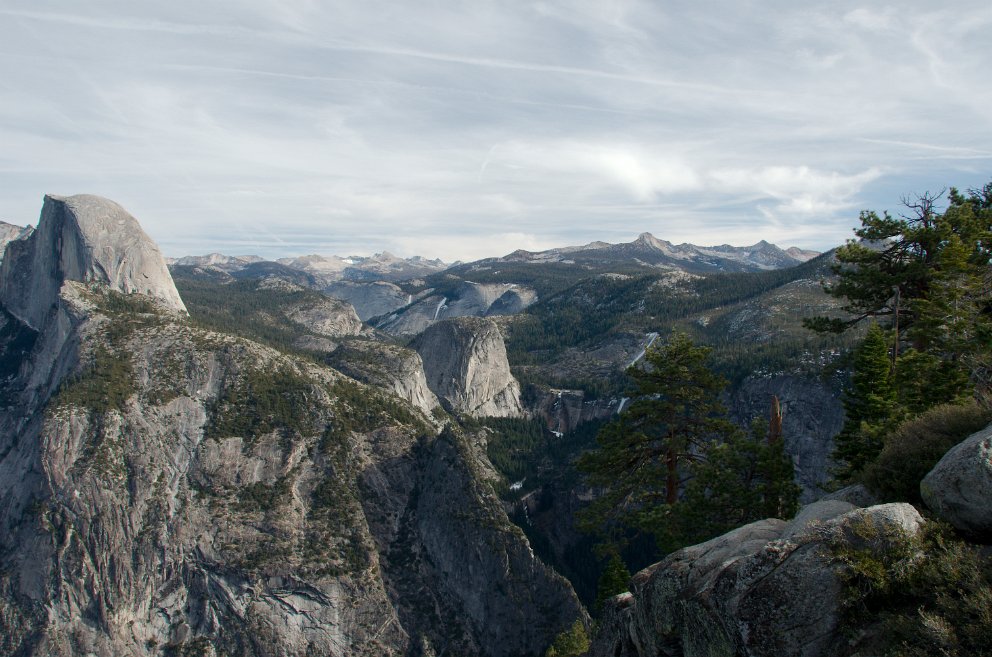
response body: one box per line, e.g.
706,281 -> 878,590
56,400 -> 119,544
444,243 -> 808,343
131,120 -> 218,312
412,317 -> 524,418
0,194 -> 186,330
0,195 -> 583,657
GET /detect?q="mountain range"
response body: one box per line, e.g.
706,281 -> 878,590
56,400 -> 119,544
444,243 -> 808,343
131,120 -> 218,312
168,232 -> 819,283
7,193 -> 978,657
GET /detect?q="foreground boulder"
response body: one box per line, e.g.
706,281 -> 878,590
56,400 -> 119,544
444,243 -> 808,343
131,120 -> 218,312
591,502 -> 924,657
921,421 -> 992,540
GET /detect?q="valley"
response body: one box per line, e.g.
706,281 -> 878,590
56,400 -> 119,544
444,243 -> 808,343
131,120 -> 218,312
1,191 -> 989,657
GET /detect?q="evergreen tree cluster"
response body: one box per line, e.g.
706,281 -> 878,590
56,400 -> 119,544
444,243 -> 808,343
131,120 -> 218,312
577,332 -> 799,561
809,184 -> 992,480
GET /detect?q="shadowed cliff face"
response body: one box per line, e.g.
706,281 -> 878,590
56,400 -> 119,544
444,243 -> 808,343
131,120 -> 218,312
0,195 -> 582,657
0,221 -> 32,263
729,374 -> 845,502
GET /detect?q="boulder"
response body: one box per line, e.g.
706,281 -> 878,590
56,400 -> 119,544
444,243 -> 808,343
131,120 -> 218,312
781,499 -> 856,539
819,483 -> 879,508
591,502 -> 924,657
921,422 -> 992,540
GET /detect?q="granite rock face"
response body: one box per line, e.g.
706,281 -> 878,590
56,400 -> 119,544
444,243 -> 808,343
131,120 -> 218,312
329,340 -> 440,415
0,221 -> 33,262
0,196 -> 581,657
729,374 -> 845,501
591,502 -> 924,657
372,282 -> 538,337
534,388 -> 621,435
280,290 -> 364,339
0,194 -> 186,329
324,280 -> 414,321
413,317 -> 524,418
921,422 -> 992,540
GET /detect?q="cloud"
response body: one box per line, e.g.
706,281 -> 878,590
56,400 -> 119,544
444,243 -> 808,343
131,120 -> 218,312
843,7 -> 898,31
709,166 -> 884,215
0,0 -> 990,261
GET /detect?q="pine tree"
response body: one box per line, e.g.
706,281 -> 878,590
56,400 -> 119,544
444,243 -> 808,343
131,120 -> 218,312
756,404 -> 801,520
594,552 -> 631,613
676,416 -> 799,544
544,620 -> 590,657
833,322 -> 899,480
577,331 -> 737,551
805,183 -> 992,404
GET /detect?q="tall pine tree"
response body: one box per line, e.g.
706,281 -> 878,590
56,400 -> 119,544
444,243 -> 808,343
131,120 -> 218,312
577,332 -> 736,551
833,322 -> 899,480
805,183 -> 992,405
578,332 -> 798,554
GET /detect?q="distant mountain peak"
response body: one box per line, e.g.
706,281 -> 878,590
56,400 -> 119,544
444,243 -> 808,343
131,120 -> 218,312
785,246 -> 821,262
462,232 -> 822,275
633,232 -> 672,251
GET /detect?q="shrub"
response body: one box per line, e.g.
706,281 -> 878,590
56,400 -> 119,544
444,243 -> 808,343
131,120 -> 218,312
834,520 -> 992,656
862,402 -> 992,504
544,619 -> 589,657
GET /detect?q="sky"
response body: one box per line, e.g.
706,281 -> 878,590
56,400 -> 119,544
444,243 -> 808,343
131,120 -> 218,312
1,1 -> 990,262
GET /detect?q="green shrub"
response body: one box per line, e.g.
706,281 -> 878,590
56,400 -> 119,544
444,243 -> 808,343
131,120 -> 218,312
544,619 -> 589,657
862,402 -> 992,504
834,520 -> 992,656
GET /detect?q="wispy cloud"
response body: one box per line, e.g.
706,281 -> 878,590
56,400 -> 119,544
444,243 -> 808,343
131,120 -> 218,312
1,1 -> 990,260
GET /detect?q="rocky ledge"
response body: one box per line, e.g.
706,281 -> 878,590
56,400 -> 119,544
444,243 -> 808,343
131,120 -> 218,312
591,500 -> 924,657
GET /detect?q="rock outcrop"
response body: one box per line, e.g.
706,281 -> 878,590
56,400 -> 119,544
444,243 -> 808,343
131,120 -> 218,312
0,194 -> 186,329
413,317 -> 524,418
329,340 -> 440,415
0,221 -> 32,262
591,501 -> 924,657
486,285 -> 538,316
535,388 -> 621,435
325,280 -> 414,321
373,282 -> 538,337
278,287 -> 364,339
921,421 -> 992,540
0,196 -> 581,657
374,294 -> 446,335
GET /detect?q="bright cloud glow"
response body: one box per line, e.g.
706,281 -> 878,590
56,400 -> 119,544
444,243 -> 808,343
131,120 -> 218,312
0,0 -> 990,261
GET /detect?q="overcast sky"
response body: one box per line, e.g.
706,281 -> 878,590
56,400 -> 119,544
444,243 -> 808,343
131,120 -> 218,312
1,1 -> 990,261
